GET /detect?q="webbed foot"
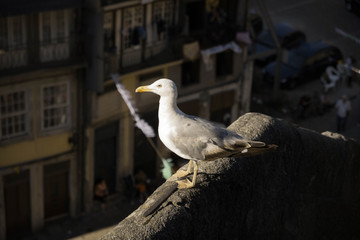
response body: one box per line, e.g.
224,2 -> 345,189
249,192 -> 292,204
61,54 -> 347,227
173,169 -> 191,178
176,179 -> 195,189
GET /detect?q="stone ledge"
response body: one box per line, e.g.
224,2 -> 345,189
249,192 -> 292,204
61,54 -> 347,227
101,112 -> 360,240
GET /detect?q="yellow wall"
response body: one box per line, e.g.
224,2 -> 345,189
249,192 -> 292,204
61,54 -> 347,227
97,90 -> 123,119
0,73 -> 77,167
0,132 -> 73,167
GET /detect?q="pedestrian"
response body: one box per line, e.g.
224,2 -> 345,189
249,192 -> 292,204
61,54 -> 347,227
94,178 -> 109,211
135,170 -> 148,203
335,95 -> 351,132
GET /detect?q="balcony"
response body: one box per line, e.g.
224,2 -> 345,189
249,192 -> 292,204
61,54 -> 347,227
0,36 -> 84,76
104,26 -> 184,77
103,21 -> 240,78
40,40 -> 70,63
0,45 -> 28,70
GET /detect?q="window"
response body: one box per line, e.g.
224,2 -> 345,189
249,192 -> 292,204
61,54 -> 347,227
153,0 -> 174,41
39,10 -> 70,62
42,83 -> 70,131
0,15 -> 27,50
12,17 -> 25,47
56,11 -> 66,43
123,6 -> 144,50
40,10 -> 69,45
0,15 -> 28,69
181,59 -> 200,86
0,90 -> 28,140
42,12 -> 52,45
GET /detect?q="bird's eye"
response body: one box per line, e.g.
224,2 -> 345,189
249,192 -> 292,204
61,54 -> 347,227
157,84 -> 162,88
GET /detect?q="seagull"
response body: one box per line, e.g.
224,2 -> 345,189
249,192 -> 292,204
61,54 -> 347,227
136,78 -> 274,189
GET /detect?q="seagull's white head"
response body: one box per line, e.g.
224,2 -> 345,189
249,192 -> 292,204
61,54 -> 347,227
135,78 -> 178,98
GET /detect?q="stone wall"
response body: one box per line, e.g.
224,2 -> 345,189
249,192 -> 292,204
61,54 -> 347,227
101,113 -> 360,240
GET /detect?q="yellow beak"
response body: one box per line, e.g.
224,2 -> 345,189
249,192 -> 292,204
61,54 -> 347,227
135,85 -> 152,93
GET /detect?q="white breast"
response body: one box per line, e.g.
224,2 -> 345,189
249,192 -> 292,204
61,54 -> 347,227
158,121 -> 192,160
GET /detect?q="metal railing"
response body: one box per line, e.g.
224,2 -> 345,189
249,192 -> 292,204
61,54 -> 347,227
0,43 -> 28,69
0,36 -> 84,71
104,35 -> 183,77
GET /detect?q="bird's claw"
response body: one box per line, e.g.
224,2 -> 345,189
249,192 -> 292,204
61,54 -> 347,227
176,179 -> 195,189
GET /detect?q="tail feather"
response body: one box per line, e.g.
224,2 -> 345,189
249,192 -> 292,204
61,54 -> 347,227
204,142 -> 278,161
232,144 -> 278,157
248,140 -> 266,148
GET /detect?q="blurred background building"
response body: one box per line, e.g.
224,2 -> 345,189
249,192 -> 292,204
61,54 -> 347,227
0,0 -> 254,238
0,0 -> 85,239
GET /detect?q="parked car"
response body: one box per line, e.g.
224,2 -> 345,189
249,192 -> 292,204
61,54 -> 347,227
251,23 -> 306,65
345,0 -> 360,14
263,41 -> 343,89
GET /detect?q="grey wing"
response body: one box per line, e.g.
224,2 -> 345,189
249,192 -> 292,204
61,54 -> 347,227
166,116 -> 218,160
193,118 -> 266,148
168,132 -> 208,160
169,116 -> 250,159
190,117 -> 253,149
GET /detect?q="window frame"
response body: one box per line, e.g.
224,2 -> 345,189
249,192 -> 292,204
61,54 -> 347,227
122,5 -> 144,51
152,0 -> 174,43
0,89 -> 30,141
40,81 -> 71,132
7,15 -> 27,50
39,9 -> 70,45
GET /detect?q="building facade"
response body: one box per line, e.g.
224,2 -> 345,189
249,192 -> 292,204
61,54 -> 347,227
0,0 -> 253,237
82,0 -> 253,210
0,1 -> 85,239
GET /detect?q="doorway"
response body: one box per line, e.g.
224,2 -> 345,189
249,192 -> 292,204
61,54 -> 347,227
95,122 -> 118,194
43,161 -> 70,219
4,170 -> 31,238
134,111 -> 158,179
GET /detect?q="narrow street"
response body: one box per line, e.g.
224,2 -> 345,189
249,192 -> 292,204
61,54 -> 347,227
264,0 -> 360,59
250,0 -> 360,142
288,77 -> 360,142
